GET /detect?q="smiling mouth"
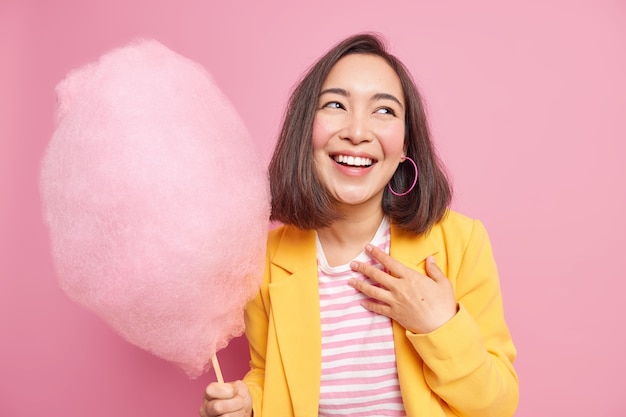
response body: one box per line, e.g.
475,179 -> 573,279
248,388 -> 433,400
332,154 -> 374,167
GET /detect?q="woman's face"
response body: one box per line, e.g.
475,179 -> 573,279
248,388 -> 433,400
312,53 -> 406,210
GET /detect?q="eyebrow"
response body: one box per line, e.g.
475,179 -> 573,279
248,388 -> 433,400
319,88 -> 404,110
373,93 -> 404,110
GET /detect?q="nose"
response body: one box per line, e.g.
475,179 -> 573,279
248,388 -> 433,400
341,112 -> 372,144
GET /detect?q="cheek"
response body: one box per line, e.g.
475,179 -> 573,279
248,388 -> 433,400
379,123 -> 406,156
311,117 -> 331,151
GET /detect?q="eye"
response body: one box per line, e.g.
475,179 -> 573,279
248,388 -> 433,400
375,107 -> 397,116
322,101 -> 345,110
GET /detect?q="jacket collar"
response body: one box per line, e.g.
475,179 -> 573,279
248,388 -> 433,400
271,222 -> 438,274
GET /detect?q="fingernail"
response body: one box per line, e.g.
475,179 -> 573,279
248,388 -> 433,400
365,244 -> 374,252
427,256 -> 435,263
350,261 -> 359,270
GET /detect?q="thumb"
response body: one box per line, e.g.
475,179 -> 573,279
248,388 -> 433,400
425,256 -> 446,282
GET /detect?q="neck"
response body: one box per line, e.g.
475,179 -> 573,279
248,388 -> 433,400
316,203 -> 385,266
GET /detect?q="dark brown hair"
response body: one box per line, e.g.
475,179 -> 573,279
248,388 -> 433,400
269,33 -> 452,235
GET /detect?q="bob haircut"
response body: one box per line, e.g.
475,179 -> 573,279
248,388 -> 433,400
269,33 -> 452,235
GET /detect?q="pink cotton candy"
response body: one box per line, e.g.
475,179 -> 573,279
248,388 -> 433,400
40,39 -> 269,378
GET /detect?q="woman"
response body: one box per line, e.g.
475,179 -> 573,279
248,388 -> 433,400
200,33 -> 518,417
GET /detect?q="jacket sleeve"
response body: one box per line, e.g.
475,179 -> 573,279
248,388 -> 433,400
407,219 -> 519,417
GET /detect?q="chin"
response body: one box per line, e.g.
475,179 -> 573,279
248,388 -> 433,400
333,190 -> 382,208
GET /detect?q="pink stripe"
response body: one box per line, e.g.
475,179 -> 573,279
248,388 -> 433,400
319,297 -> 366,313
322,319 -> 392,336
323,347 -> 396,363
320,410 -> 403,417
321,410 -> 404,417
322,334 -> 394,350
320,309 -> 378,325
322,360 -> 395,374
320,406 -> 404,417
321,372 -> 401,386
320,408 -> 404,417
320,399 -> 403,412
319,278 -> 352,289
320,398 -> 403,411
320,406 -> 404,416
320,385 -> 403,402
319,287 -> 359,299
322,360 -> 397,377
320,409 -> 404,417
322,360 -> 398,376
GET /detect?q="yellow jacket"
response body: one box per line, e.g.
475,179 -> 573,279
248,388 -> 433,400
243,210 -> 519,416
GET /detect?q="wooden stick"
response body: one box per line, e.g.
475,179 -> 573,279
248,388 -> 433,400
212,353 -> 224,383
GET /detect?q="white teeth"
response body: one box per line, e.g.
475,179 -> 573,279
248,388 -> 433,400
334,155 -> 373,167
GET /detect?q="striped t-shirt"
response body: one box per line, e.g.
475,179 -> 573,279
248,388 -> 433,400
316,216 -> 406,417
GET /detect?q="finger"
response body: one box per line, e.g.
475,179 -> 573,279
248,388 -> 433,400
424,256 -> 446,283
364,244 -> 411,278
205,382 -> 236,400
360,297 -> 394,318
232,380 -> 253,412
203,396 -> 245,416
348,275 -> 392,304
350,259 -> 395,288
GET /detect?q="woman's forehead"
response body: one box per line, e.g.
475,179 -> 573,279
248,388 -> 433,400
321,54 -> 404,98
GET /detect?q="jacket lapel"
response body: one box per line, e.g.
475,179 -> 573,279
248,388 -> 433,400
390,223 -> 441,416
389,223 -> 438,270
268,226 -> 321,417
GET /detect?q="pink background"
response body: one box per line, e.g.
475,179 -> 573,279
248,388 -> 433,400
1,0 -> 625,416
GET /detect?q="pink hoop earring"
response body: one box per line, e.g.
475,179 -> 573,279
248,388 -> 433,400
388,156 -> 418,197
